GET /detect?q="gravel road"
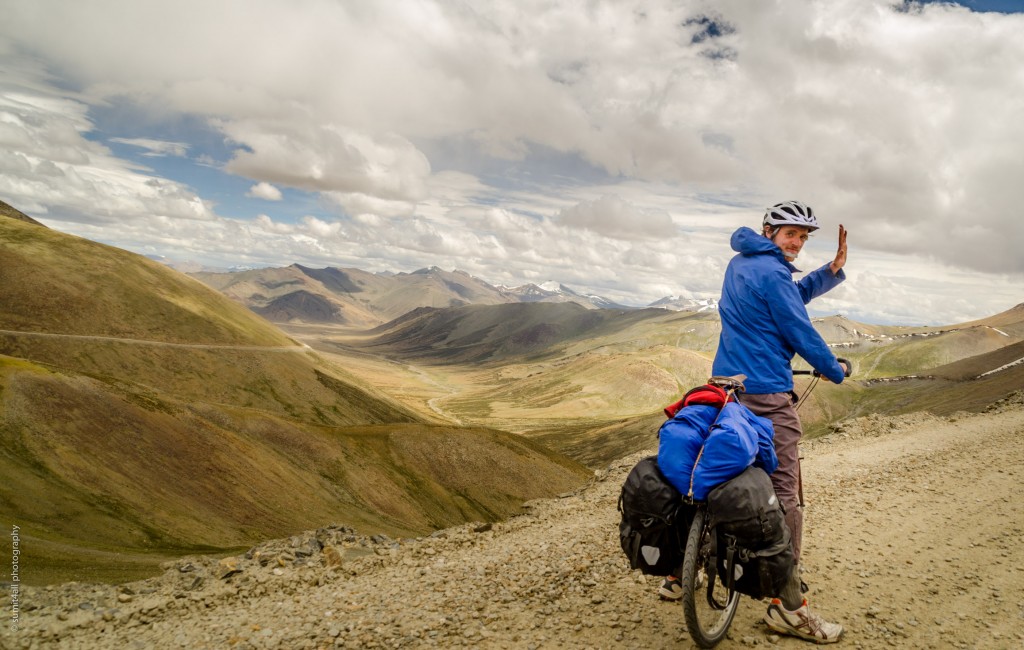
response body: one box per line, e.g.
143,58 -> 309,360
4,394 -> 1023,649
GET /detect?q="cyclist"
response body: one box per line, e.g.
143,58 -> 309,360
660,201 -> 847,642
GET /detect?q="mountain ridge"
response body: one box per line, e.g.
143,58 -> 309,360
0,207 -> 592,585
4,199 -> 1022,589
189,263 -> 704,328
0,198 -> 46,227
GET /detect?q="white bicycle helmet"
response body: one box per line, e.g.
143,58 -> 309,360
763,200 -> 819,232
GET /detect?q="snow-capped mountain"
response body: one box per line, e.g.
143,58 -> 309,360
194,264 -> 636,328
498,282 -> 631,310
648,296 -> 720,312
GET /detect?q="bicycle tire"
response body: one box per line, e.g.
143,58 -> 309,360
681,507 -> 739,648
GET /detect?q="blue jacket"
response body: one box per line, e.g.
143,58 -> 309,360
712,227 -> 846,393
657,401 -> 778,500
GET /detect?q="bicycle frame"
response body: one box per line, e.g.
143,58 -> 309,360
678,361 -> 851,647
679,502 -> 739,648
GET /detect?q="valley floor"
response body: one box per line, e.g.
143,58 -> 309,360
4,396 -> 1023,649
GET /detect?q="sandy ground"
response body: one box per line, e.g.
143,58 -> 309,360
3,397 -> 1023,649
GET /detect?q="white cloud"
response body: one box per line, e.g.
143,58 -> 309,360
720,0 -> 1024,273
322,191 -> 415,219
253,214 -> 293,233
109,137 -> 188,157
557,195 -> 677,241
0,1 -> 1022,324
221,120 -> 431,201
0,81 -> 214,223
247,182 -> 282,201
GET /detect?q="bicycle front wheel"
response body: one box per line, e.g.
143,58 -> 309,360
681,508 -> 739,648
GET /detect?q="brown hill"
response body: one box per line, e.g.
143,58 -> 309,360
190,264 -> 625,329
0,198 -> 46,226
193,264 -> 517,328
808,305 -> 1024,380
0,210 -> 591,585
0,358 -> 586,584
0,215 -> 292,345
356,302 -> 679,364
929,338 -> 1024,381
299,298 -> 1024,469
254,289 -> 342,323
953,301 -> 1024,332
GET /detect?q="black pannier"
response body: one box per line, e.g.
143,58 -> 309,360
618,456 -> 693,576
707,465 -> 794,599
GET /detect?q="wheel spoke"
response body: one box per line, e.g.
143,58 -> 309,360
681,507 -> 739,648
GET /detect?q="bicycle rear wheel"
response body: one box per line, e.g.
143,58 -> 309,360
681,508 -> 739,648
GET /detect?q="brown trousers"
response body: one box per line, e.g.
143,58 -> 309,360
737,391 -> 804,564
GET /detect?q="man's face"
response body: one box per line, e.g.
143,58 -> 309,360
768,225 -> 811,261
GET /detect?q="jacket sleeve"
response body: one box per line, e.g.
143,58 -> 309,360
795,263 -> 844,305
762,265 -> 846,384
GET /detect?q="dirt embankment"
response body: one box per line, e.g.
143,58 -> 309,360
4,395 -> 1023,649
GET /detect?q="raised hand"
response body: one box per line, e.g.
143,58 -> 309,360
829,224 -> 847,275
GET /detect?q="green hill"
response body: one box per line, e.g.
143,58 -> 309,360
0,199 -> 46,226
358,302 -> 686,364
0,207 -> 591,585
318,298 -> 1024,468
0,208 -> 292,346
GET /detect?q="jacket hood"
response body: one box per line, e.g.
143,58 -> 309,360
731,226 -> 776,255
730,226 -> 799,271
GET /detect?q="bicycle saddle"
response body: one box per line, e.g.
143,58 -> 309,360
707,374 -> 747,392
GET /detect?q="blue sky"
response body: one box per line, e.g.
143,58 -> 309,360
1,0 -> 1023,325
929,1 -> 1024,11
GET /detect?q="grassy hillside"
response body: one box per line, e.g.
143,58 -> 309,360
0,210 -> 592,585
300,299 -> 1024,470
813,305 -> 1024,381
826,326 -> 1021,379
357,302 -> 693,364
0,356 -> 588,584
442,345 -> 711,428
193,264 -> 514,328
0,198 -> 46,226
929,338 -> 1024,380
0,212 -> 419,428
296,307 -> 721,465
0,216 -> 293,345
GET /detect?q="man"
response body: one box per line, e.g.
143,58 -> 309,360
661,200 -> 847,643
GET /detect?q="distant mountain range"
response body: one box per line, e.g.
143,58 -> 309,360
0,202 -> 590,584
189,264 -> 716,328
356,302 -> 684,364
648,295 -> 720,312
4,195 -> 1022,589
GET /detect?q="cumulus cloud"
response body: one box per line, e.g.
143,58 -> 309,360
253,214 -> 292,233
322,191 -> 416,219
221,120 -> 431,201
0,80 -> 214,223
0,0 -> 1022,323
557,195 -> 677,241
721,1 -> 1024,273
247,182 -> 282,201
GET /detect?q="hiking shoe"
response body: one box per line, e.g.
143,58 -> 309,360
658,575 -> 682,601
764,598 -> 843,644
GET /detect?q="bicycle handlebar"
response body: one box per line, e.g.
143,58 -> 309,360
793,357 -> 853,378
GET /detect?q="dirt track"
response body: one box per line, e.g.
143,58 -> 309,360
4,395 -> 1023,649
